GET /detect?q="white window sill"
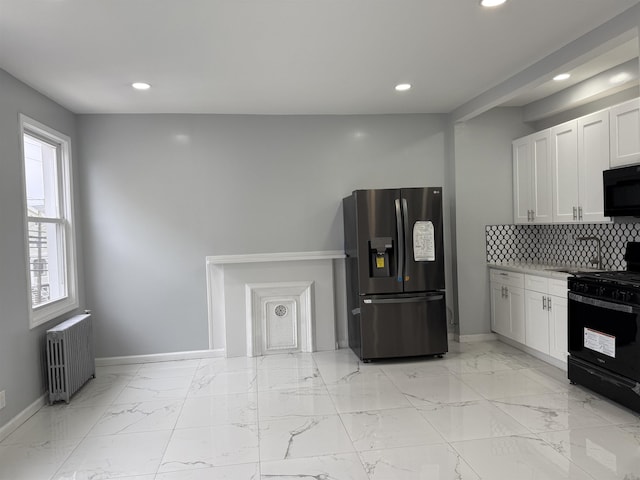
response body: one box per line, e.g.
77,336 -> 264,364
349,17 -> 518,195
30,296 -> 79,329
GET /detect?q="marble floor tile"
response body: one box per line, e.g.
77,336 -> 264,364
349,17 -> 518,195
159,424 -> 259,472
258,386 -> 337,419
6,340 -> 640,480
437,351 -> 516,374
451,434 -> 595,479
88,398 -> 183,435
114,376 -> 193,403
258,414 -> 354,461
395,374 -> 484,407
492,392 -> 613,433
188,369 -> 258,396
260,453 -> 369,480
537,425 -> 640,480
67,376 -> 129,407
195,356 -> 257,378
176,392 -> 257,428
257,366 -> 323,391
155,463 -> 260,479
1,404 -> 107,445
256,352 -> 316,370
359,443 -> 480,480
340,407 -> 444,451
380,358 -> 454,381
418,399 -> 530,442
326,374 -> 412,413
0,438 -> 78,480
456,368 -> 564,399
566,386 -> 640,426
52,430 -> 172,479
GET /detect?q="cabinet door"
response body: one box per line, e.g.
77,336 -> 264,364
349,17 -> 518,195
610,98 -> 640,168
491,283 -> 510,337
578,110 -> 610,223
524,290 -> 550,354
513,137 -> 532,224
549,295 -> 568,363
551,120 -> 579,223
531,130 -> 553,223
508,287 -> 525,344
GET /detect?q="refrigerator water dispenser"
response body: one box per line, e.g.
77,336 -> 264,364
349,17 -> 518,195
369,237 -> 392,278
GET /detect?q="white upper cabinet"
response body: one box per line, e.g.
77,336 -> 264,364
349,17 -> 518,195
513,136 -> 532,224
513,130 -> 551,224
610,98 -> 640,168
549,111 -> 610,223
551,120 -> 579,222
577,110 -> 609,222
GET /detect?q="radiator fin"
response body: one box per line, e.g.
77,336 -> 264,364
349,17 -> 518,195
46,313 -> 95,404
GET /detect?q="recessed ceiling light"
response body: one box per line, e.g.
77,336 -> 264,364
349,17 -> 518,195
480,0 -> 507,7
610,72 -> 631,85
395,83 -> 411,92
553,73 -> 571,81
132,82 -> 151,90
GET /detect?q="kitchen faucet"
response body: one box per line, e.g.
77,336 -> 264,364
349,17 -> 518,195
576,236 -> 602,270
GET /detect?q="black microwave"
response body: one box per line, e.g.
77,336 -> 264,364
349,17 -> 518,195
603,164 -> 640,217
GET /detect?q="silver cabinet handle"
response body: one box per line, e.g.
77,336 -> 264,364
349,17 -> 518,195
572,206 -> 577,220
548,296 -> 552,311
578,206 -> 583,221
543,296 -> 547,310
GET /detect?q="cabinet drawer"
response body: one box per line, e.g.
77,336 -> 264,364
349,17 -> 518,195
548,279 -> 568,298
490,269 -> 524,289
525,274 -> 548,293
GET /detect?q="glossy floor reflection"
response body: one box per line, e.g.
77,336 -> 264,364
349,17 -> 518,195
1,340 -> 639,479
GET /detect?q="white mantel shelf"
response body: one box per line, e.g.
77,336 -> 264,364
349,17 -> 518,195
206,250 -> 345,265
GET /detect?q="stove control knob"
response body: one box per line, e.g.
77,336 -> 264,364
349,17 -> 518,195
597,287 -> 606,297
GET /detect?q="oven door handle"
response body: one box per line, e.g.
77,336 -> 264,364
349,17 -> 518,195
568,292 -> 636,313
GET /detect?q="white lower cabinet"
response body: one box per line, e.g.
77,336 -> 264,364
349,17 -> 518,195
490,270 -> 525,344
490,268 -> 567,365
525,290 -> 550,354
549,295 -> 568,362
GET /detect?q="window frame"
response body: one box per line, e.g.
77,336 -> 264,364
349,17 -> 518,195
19,114 -> 79,328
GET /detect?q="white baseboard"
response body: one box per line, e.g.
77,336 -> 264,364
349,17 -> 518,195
454,333 -> 499,343
96,348 -> 226,366
0,394 -> 46,443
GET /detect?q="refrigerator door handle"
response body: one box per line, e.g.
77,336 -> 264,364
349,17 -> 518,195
395,198 -> 404,282
363,294 -> 444,304
401,198 -> 410,281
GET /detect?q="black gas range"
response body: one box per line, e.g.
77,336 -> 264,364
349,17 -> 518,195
567,242 -> 640,413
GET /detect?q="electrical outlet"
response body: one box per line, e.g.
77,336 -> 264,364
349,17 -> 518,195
0,390 -> 5,410
567,233 -> 575,245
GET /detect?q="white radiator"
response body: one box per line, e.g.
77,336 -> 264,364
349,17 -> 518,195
46,313 -> 95,404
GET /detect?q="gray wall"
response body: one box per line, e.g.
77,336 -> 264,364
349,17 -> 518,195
0,69 -> 83,427
453,108 -> 533,336
77,114 -> 447,357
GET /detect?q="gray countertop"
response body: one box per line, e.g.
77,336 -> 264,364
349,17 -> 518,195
486,262 -> 601,280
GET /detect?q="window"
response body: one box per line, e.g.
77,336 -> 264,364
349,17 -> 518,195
20,115 -> 78,328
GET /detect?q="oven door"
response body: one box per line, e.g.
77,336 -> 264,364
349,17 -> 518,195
568,292 -> 640,382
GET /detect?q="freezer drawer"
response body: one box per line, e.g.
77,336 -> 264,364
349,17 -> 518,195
357,292 -> 448,361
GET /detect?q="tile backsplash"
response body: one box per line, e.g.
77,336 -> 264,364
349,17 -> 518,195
486,223 -> 640,270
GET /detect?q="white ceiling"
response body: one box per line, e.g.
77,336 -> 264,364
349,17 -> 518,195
0,0 -> 638,115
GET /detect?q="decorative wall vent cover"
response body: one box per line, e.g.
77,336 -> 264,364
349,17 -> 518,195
274,304 -> 288,317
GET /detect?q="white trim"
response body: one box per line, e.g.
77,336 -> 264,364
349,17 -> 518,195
19,114 -> 79,329
206,259 -> 226,351
0,394 -> 46,443
206,250 -> 345,265
95,349 -> 225,366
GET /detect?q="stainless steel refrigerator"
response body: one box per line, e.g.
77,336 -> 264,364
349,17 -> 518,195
343,187 -> 448,361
